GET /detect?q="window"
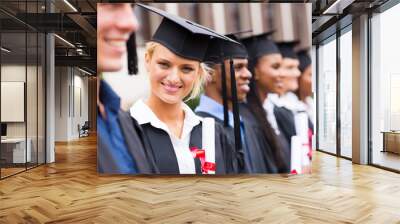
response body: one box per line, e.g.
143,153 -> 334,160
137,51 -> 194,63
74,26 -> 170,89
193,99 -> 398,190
370,3 -> 400,171
339,28 -> 352,158
0,1 -> 46,179
317,36 -> 337,154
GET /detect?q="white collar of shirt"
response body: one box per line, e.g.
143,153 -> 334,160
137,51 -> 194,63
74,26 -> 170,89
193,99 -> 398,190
263,95 -> 280,135
268,93 -> 281,107
130,99 -> 201,174
305,96 -> 315,124
281,92 -> 306,112
305,96 -> 314,108
130,99 -> 201,140
263,94 -> 274,111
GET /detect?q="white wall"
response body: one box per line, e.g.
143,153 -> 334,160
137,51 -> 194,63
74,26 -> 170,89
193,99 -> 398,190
72,73 -> 89,138
1,65 -> 33,138
1,65 -> 26,140
1,64 -> 46,164
54,67 -> 89,141
55,66 -> 68,141
1,82 -> 24,122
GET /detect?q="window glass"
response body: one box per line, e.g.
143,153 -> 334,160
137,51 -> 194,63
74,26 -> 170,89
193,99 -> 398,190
317,37 -> 337,154
339,29 -> 352,158
371,3 -> 400,171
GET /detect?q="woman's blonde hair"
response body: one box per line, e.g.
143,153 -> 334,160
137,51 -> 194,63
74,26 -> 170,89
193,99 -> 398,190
145,41 -> 211,101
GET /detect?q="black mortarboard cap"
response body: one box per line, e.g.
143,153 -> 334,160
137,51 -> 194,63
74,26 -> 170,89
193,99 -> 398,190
277,41 -> 300,59
297,49 -> 311,73
137,3 -> 238,62
203,32 -> 247,170
204,33 -> 248,64
241,31 -> 280,61
138,4 -> 245,169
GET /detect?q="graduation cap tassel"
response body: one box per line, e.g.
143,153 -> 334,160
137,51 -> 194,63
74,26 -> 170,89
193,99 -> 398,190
220,58 -> 229,127
229,57 -> 244,170
127,33 -> 138,75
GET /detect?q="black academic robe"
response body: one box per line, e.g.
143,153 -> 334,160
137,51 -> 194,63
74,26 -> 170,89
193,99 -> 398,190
274,106 -> 296,147
137,120 -> 235,175
276,131 -> 291,173
308,118 -> 314,134
197,105 -> 279,174
196,111 -> 242,174
97,110 -> 155,174
273,106 -> 296,172
117,111 -> 157,174
239,104 -> 279,174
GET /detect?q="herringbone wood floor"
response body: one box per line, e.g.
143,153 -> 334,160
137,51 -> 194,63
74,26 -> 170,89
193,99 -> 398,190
1,135 -> 400,224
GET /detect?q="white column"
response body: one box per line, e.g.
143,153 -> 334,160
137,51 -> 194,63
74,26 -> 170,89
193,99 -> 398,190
312,45 -> 317,150
280,3 -> 294,41
352,14 -> 369,164
165,3 -> 178,15
212,3 -> 226,34
46,32 -> 55,163
306,3 -> 312,47
250,3 -> 263,34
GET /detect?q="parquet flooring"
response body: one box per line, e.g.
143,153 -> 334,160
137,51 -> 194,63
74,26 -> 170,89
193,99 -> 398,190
373,151 -> 400,171
1,135 -> 400,223
1,167 -> 26,178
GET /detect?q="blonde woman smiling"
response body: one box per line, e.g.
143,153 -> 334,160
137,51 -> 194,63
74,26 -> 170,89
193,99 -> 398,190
129,4 -> 237,174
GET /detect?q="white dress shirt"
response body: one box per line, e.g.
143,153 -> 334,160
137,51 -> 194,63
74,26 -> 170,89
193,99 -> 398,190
263,95 -> 281,135
305,96 -> 315,125
280,92 -> 306,112
130,99 -> 201,174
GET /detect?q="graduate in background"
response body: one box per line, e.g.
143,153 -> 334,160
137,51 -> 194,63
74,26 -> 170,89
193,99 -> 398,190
241,32 -> 290,173
97,3 -> 153,174
196,33 -> 279,173
296,49 -> 314,167
129,4 -> 237,174
297,49 -> 314,129
195,33 -> 248,173
277,42 -> 303,111
272,41 -> 301,149
276,42 -> 311,174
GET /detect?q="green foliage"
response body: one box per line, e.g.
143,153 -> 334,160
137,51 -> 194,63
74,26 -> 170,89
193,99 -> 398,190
185,95 -> 201,110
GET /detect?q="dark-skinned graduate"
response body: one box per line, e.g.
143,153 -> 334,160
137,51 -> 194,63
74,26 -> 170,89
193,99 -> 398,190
196,32 -> 282,173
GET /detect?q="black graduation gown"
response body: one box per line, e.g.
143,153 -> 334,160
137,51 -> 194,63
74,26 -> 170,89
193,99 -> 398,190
197,106 -> 278,174
276,131 -> 291,173
138,120 -> 235,175
97,110 -> 154,174
308,118 -> 314,134
274,106 -> 296,147
117,111 -> 157,174
196,111 -> 241,174
273,106 -> 297,172
239,104 -> 279,174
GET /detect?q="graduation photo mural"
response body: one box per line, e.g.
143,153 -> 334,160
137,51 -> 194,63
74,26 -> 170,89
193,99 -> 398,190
97,3 -> 313,175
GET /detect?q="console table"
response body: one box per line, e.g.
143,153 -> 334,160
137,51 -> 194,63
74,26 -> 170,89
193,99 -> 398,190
381,131 -> 400,154
1,138 -> 32,164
